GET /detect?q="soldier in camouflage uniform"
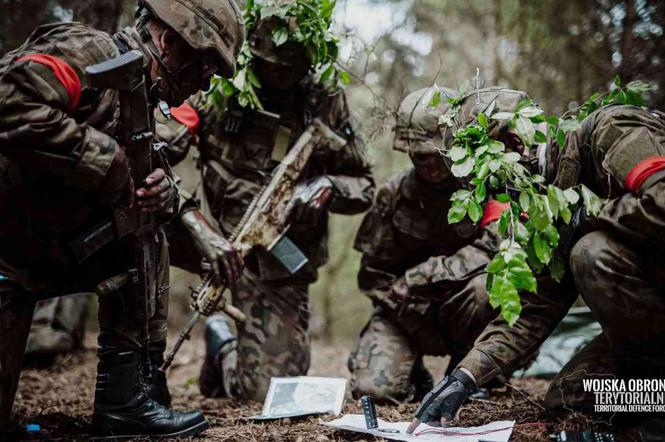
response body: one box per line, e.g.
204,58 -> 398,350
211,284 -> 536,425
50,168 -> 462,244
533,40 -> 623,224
348,86 -> 540,403
0,0 -> 243,438
165,16 -> 374,402
409,103 -> 665,434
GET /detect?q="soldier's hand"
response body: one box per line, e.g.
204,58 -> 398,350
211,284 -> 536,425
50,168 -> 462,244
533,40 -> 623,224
181,210 -> 243,285
287,176 -> 334,224
98,147 -> 134,206
136,168 -> 176,213
390,277 -> 410,300
407,369 -> 476,434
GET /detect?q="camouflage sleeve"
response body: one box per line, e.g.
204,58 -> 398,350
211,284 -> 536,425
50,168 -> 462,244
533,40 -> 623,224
458,275 -> 577,385
595,180 -> 665,249
319,90 -> 375,215
354,182 -> 403,296
0,59 -> 117,194
403,225 -> 501,290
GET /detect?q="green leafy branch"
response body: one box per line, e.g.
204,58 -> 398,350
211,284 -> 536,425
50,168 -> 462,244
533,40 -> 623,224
445,103 -> 602,326
206,0 -> 349,110
548,76 -> 654,148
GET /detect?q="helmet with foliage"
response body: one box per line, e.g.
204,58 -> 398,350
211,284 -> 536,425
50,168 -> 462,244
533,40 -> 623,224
248,16 -> 308,66
206,0 -> 349,109
394,86 -> 458,155
141,0 -> 244,78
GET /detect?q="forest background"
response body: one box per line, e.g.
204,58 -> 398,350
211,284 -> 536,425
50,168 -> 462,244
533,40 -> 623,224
2,0 -> 663,343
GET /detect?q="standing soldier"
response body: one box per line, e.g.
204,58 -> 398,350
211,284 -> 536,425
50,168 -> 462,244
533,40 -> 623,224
348,86 -> 537,402
0,0 -> 243,439
172,12 -> 374,401
408,102 -> 665,437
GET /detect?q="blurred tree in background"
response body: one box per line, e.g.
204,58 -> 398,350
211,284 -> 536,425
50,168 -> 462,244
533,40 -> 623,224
0,0 -> 662,342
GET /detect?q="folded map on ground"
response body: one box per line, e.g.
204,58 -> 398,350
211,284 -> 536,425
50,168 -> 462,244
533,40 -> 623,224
321,414 -> 514,442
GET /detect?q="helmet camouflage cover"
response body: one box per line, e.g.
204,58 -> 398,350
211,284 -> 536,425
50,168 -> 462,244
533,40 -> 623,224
248,16 -> 308,66
394,86 -> 458,155
142,0 -> 245,77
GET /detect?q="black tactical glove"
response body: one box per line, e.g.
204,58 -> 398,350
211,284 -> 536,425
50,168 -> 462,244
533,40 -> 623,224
287,176 -> 334,224
180,209 -> 243,286
407,368 -> 476,434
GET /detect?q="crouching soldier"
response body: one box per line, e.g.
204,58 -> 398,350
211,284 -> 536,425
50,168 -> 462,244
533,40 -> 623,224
409,102 -> 665,437
0,0 -> 243,438
178,14 -> 375,402
348,86 -> 538,403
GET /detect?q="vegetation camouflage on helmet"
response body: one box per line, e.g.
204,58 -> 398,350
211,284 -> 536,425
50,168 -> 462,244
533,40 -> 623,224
142,0 -> 244,78
394,86 -> 457,155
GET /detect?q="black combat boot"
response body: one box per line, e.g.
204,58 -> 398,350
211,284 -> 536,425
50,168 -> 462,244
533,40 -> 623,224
91,350 -> 208,440
199,315 -> 237,398
148,341 -> 171,407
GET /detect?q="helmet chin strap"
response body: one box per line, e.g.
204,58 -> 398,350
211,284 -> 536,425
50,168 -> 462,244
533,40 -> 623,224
138,21 -> 185,105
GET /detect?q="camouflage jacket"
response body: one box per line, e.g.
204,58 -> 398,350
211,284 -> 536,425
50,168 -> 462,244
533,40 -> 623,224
0,23 -> 176,290
171,79 -> 374,282
354,168 -> 501,311
459,104 -> 665,385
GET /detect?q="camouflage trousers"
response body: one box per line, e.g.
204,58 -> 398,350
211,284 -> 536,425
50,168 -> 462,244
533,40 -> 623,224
217,270 -> 311,402
544,230 -> 665,415
0,230 -> 170,429
348,273 -> 496,402
25,294 -> 90,358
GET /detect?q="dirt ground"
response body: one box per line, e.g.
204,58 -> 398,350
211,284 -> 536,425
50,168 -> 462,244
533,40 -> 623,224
12,331 -> 604,441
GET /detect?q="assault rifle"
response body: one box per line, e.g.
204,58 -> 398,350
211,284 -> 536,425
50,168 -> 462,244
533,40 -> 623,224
161,118 -> 346,371
84,50 -> 158,375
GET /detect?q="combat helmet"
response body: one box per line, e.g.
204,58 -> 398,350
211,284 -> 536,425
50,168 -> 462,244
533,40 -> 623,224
394,86 -> 458,156
140,0 -> 244,77
248,16 -> 309,67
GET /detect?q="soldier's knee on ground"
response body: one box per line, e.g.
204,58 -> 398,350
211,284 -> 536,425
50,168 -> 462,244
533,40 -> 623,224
349,366 -> 414,403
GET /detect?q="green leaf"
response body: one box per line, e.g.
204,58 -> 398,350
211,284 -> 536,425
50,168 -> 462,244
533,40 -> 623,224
560,207 -> 572,224
564,188 -> 580,205
614,74 -> 621,87
504,152 -> 521,164
451,189 -> 471,201
515,221 -> 529,242
448,146 -> 467,162
478,112 -> 488,128
489,275 -> 522,326
492,112 -> 514,121
487,256 -> 506,274
518,106 -> 543,118
451,156 -> 475,177
496,193 -> 511,203
515,115 -> 535,145
272,26 -> 289,46
543,224 -> 560,248
475,182 -> 487,201
534,130 -> 547,144
559,117 -> 582,133
339,70 -> 351,85
580,184 -> 603,217
533,232 -> 553,264
519,192 -> 530,212
547,186 -> 560,219
468,200 -> 482,223
488,140 -> 505,154
549,254 -> 566,282
428,89 -> 442,108
448,203 -> 467,224
556,129 -> 566,148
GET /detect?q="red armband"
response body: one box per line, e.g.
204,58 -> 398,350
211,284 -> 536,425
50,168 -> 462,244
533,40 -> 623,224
480,199 -> 511,228
17,54 -> 81,111
170,103 -> 200,136
625,156 -> 665,193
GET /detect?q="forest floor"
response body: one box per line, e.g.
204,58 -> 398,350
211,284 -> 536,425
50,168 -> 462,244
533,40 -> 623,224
12,332 -> 612,441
